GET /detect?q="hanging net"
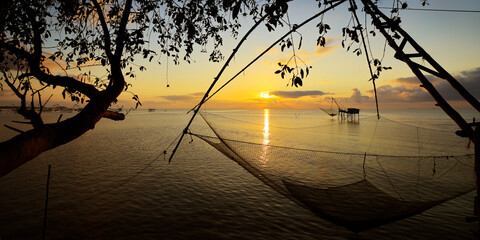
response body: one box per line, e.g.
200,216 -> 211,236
319,97 -> 339,117
319,107 -> 338,117
191,111 -> 475,232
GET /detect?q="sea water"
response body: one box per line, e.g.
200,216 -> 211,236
0,108 -> 478,239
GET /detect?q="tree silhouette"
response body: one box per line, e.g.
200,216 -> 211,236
3,0 -> 474,178
0,0 -> 296,177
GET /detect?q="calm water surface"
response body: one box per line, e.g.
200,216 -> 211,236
0,109 -> 478,239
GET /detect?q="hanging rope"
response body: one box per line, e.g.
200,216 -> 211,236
169,1 -> 349,163
349,0 -> 380,119
188,0 -> 348,113
168,13 -> 269,163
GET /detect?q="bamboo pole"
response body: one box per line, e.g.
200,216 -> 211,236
42,165 -> 51,240
169,0 -> 348,162
349,0 -> 380,119
361,0 -> 474,141
475,125 -> 479,216
363,0 -> 480,112
167,14 -> 268,163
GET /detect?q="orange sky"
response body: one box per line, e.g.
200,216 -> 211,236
1,0 -> 479,111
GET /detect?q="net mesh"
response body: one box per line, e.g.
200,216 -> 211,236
192,112 -> 475,232
319,107 -> 338,117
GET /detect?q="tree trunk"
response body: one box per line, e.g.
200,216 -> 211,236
0,72 -> 125,178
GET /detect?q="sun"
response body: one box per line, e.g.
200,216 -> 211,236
259,91 -> 275,99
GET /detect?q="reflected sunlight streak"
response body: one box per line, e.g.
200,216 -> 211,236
261,109 -> 270,164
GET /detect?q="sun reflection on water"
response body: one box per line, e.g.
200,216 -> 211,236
263,109 -> 270,145
260,109 -> 270,164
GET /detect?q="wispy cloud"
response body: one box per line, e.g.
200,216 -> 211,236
350,88 -> 371,103
315,36 -> 340,56
158,92 -> 204,101
0,90 -> 14,97
367,85 -> 431,102
385,67 -> 480,102
389,75 -> 440,86
270,90 -> 329,98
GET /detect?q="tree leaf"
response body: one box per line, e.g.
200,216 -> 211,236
232,3 -> 241,19
294,76 -> 302,87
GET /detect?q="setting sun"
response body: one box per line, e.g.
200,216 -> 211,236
259,91 -> 276,99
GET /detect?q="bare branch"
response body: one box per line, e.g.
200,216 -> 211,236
114,0 -> 133,58
0,41 -> 100,100
101,110 -> 125,121
91,0 -> 114,59
23,4 -> 43,66
41,94 -> 53,113
4,124 -> 24,134
3,72 -> 44,128
3,72 -> 24,101
12,121 -> 31,124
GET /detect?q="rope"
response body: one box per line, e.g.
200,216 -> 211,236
188,0 -> 348,112
202,111 -> 378,130
88,132 -> 184,196
350,0 -> 380,119
168,13 -> 269,163
378,6 -> 480,13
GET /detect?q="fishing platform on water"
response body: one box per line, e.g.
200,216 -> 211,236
339,108 -> 360,121
320,97 -> 360,121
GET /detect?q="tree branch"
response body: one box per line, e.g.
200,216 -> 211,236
101,110 -> 125,121
91,0 -> 114,59
3,72 -> 44,128
3,72 -> 25,101
0,40 -> 32,61
24,4 -> 43,66
114,0 -> 133,58
1,40 -> 101,100
4,124 -> 24,134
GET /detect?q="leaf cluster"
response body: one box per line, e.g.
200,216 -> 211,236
0,0 -> 272,111
275,62 -> 311,88
316,22 -> 330,47
369,58 -> 391,81
264,0 -> 291,32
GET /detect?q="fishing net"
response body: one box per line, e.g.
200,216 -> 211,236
191,111 -> 475,232
319,107 -> 338,117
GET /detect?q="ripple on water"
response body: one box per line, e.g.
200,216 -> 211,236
0,110 -> 478,239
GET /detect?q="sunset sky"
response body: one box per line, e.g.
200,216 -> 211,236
1,0 -> 479,110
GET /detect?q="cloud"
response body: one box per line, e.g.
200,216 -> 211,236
441,67 -> 480,100
390,75 -> 440,86
157,92 -> 203,101
350,88 -> 371,103
367,85 -> 431,102
276,50 -> 315,65
190,92 -> 204,97
385,67 -> 480,102
270,90 -> 329,98
0,90 -> 14,97
1,51 -> 27,70
315,37 -> 340,56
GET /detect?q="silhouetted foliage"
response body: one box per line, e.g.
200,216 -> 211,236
0,0 -> 292,177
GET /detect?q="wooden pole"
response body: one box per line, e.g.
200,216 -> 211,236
42,165 -> 51,240
361,0 -> 474,141
362,1 -> 480,112
475,125 -> 479,217
349,0 -> 380,119
168,0 -> 348,163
